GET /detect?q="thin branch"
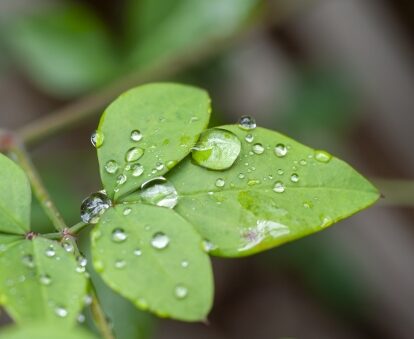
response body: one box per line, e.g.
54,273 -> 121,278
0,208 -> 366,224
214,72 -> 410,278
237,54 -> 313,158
90,287 -> 115,339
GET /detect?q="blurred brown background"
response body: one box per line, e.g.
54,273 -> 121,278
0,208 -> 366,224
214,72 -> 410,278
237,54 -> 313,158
1,0 -> 414,338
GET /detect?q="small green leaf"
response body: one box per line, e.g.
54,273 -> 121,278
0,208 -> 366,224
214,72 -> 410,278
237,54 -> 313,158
168,125 -> 380,257
0,237 -> 87,325
3,4 -> 118,98
0,323 -> 96,339
0,154 -> 31,235
91,204 -> 213,321
97,83 -> 211,200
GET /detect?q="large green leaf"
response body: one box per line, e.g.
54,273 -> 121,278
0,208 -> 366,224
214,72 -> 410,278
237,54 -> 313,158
0,323 -> 96,339
168,125 -> 379,257
97,83 -> 211,200
0,154 -> 31,235
2,4 -> 118,98
91,204 -> 213,321
125,0 -> 259,69
0,237 -> 87,325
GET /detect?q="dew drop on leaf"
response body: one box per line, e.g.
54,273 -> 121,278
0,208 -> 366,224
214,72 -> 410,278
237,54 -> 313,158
202,240 -> 217,252
138,177 -> 178,209
39,274 -> 52,286
84,294 -> 93,306
130,163 -> 144,177
192,128 -> 241,170
274,144 -> 288,157
112,228 -> 128,243
181,260 -> 189,268
114,260 -> 126,269
252,143 -> 264,154
273,181 -> 285,193
55,306 -> 68,318
130,130 -> 143,142
123,207 -> 132,216
133,248 -> 142,256
62,240 -> 74,253
116,174 -> 127,186
277,169 -> 284,175
125,147 -> 144,162
245,134 -> 254,143
314,150 -> 332,163
238,115 -> 256,130
151,232 -> 170,249
215,178 -> 225,188
45,245 -> 56,258
91,130 -> 104,148
76,255 -> 88,273
155,162 -> 164,171
21,254 -> 35,268
290,173 -> 300,183
77,314 -> 86,323
80,191 -> 112,224
174,285 -> 188,299
105,160 -> 119,174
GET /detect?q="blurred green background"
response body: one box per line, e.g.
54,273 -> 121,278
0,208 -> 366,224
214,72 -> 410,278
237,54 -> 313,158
1,0 -> 414,338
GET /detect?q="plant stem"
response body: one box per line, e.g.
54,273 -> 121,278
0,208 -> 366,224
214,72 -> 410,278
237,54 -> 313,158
373,178 -> 414,206
10,142 -> 67,232
90,287 -> 115,339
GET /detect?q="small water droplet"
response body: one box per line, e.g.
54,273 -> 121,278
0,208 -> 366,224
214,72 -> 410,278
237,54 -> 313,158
245,134 -> 254,143
252,143 -> 264,154
138,177 -> 178,209
116,174 -> 127,185
84,294 -> 93,306
202,240 -> 217,252
125,147 -> 144,162
131,163 -> 144,177
61,239 -> 74,253
238,115 -> 256,130
192,128 -> 241,170
290,173 -> 299,183
105,160 -> 119,174
174,285 -> 188,299
55,306 -> 68,318
277,169 -> 284,175
299,159 -> 307,166
80,191 -> 112,224
112,228 -> 128,243
133,248 -> 142,256
22,254 -> 35,268
123,207 -> 132,216
303,201 -> 313,209
273,181 -> 285,193
90,130 -> 104,148
215,178 -> 225,188
45,245 -> 56,258
274,144 -> 288,157
155,162 -> 164,171
130,130 -> 142,142
247,179 -> 260,186
77,314 -> 86,323
77,255 -> 87,269
39,274 -> 52,285
320,216 -> 332,227
315,150 -> 332,163
181,260 -> 189,268
114,260 -> 126,269
151,232 -> 170,249
238,173 -> 245,179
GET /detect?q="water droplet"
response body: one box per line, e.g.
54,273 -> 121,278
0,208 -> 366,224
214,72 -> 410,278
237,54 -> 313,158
123,207 -> 132,216
247,179 -> 260,186
138,177 -> 178,209
215,178 -> 225,188
116,174 -> 127,186
133,248 -> 142,256
45,245 -> 56,258
55,306 -> 68,318
131,163 -> 144,177
39,274 -> 51,286
202,240 -> 217,252
273,181 -> 285,193
238,173 -> 245,179
192,128 -> 241,170
90,130 -> 104,148
290,173 -> 299,183
315,150 -> 332,163
252,143 -> 264,154
299,159 -> 307,166
155,162 -> 164,171
238,115 -> 256,130
130,130 -> 142,142
126,147 -> 144,162
303,201 -> 313,209
22,254 -> 35,268
80,192 -> 112,224
277,169 -> 284,175
181,260 -> 189,268
105,160 -> 119,174
274,144 -> 288,157
174,285 -> 188,299
112,228 -> 128,243
77,314 -> 86,323
151,232 -> 170,249
245,134 -> 254,143
114,260 -> 126,269
62,240 -> 74,253
166,160 -> 177,169
77,255 -> 87,268
321,216 -> 332,227
84,294 -> 93,306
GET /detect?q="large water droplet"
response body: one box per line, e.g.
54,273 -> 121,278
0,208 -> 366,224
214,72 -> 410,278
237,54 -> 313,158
238,115 -> 256,130
112,228 -> 128,243
274,144 -> 288,157
174,285 -> 188,299
105,160 -> 119,174
252,143 -> 264,155
39,274 -> 52,286
273,181 -> 285,193
290,173 -> 299,183
314,150 -> 332,163
130,130 -> 143,142
192,128 -> 241,170
215,178 -> 225,188
80,191 -> 112,224
126,147 -> 144,162
45,245 -> 56,258
138,177 -> 178,209
55,306 -> 68,318
91,130 -> 104,148
151,232 -> 170,249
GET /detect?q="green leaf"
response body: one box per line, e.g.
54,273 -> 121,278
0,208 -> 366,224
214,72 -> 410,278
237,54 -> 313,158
91,204 -> 213,321
0,237 -> 87,325
97,83 -> 211,200
168,125 -> 380,257
0,154 -> 31,235
0,323 -> 96,339
125,0 -> 259,69
3,4 -> 118,98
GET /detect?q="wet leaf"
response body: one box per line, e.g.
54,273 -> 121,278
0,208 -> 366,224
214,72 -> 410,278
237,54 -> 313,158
97,83 -> 211,200
168,125 -> 380,257
91,204 -> 213,321
0,237 -> 87,325
0,323 -> 96,339
0,154 -> 31,235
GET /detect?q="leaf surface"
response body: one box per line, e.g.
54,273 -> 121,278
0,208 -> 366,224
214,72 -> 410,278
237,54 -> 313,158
91,204 -> 213,321
168,125 -> 380,257
0,323 -> 96,339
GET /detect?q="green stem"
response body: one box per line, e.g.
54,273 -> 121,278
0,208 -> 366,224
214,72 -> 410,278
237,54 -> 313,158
90,287 -> 115,339
373,178 -> 414,206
